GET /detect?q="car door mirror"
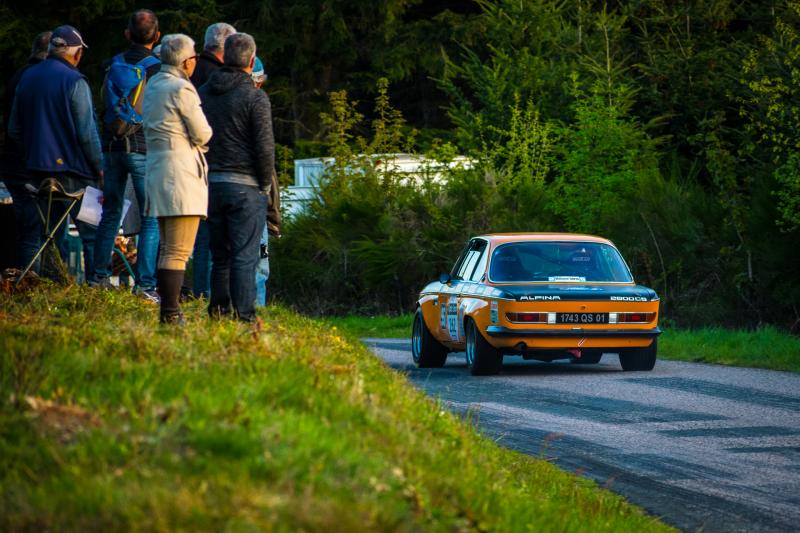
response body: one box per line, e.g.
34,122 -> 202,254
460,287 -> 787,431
439,273 -> 451,285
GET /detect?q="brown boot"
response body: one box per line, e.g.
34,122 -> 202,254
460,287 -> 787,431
157,269 -> 186,325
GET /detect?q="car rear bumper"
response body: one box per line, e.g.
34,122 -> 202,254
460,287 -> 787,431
485,326 -> 662,338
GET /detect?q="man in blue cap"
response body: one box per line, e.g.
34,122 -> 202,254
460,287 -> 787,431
8,25 -> 103,279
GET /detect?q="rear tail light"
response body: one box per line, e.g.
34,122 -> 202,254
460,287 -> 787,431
609,312 -> 656,324
506,312 -> 550,324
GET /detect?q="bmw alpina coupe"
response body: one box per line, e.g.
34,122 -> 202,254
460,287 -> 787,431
411,233 -> 661,375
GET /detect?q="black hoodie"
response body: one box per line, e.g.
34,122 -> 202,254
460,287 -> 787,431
198,67 -> 275,192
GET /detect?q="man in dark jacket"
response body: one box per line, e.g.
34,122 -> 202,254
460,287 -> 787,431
189,21 -> 236,298
90,9 -> 161,301
2,31 -> 51,270
191,22 -> 236,87
8,25 -> 102,279
199,33 -> 275,322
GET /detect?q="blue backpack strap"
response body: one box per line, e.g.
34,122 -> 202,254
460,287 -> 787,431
136,55 -> 161,71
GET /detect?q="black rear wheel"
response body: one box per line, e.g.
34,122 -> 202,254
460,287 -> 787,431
465,318 -> 502,376
412,308 -> 448,368
619,339 -> 657,371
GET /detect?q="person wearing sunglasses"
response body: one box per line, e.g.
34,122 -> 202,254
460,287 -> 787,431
141,34 -> 212,325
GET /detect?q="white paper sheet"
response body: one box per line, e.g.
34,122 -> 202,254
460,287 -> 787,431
75,185 -> 131,228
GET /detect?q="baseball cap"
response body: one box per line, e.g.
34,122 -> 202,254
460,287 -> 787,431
50,25 -> 88,49
252,56 -> 265,81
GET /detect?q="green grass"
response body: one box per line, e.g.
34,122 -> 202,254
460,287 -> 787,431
322,313 -> 415,339
659,326 -> 800,373
327,314 -> 800,373
0,285 -> 670,531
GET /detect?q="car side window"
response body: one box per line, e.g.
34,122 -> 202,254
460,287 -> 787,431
449,241 -> 472,279
457,245 -> 481,280
467,240 -> 488,282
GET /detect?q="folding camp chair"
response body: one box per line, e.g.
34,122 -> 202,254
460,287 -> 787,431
15,178 -> 84,287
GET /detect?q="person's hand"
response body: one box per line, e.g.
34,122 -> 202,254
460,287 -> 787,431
96,169 -> 104,190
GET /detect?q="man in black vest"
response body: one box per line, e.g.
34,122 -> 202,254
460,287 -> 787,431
2,32 -> 51,271
8,25 -> 102,279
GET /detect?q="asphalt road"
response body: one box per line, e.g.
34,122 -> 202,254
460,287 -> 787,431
365,338 -> 800,532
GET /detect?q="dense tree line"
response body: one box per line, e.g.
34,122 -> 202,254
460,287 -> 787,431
1,1 -> 798,328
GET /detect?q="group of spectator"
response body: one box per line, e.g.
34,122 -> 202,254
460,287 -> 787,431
2,9 -> 281,325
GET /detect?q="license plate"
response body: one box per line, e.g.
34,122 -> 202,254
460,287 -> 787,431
557,313 -> 608,324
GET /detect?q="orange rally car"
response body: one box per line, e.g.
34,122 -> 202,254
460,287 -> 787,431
411,233 -> 661,375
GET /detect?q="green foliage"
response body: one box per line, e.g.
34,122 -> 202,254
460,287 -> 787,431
772,153 -> 800,230
319,89 -> 363,167
439,0 -> 574,148
0,286 -> 673,531
739,2 -> 800,231
552,78 -> 658,235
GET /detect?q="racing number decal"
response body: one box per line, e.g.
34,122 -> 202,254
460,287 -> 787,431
447,297 -> 459,341
439,299 -> 447,330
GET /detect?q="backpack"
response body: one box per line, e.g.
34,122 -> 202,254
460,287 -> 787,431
103,53 -> 160,139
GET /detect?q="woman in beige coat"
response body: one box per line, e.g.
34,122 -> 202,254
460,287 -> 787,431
142,34 -> 212,324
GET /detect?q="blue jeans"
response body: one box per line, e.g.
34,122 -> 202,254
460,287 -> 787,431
255,226 -> 269,306
208,182 -> 266,321
192,220 -> 212,297
93,152 -> 159,289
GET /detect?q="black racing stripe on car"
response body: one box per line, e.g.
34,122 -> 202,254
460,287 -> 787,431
497,283 -> 658,301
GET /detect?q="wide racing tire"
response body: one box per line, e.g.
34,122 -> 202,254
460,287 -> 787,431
619,339 -> 658,371
412,308 -> 448,368
465,318 -> 502,376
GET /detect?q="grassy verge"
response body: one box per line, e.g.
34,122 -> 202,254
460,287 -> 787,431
0,285 -> 669,531
658,326 -> 800,373
326,314 -> 800,373
322,313 -> 415,339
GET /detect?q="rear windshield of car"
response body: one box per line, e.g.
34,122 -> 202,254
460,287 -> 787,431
489,242 -> 633,283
